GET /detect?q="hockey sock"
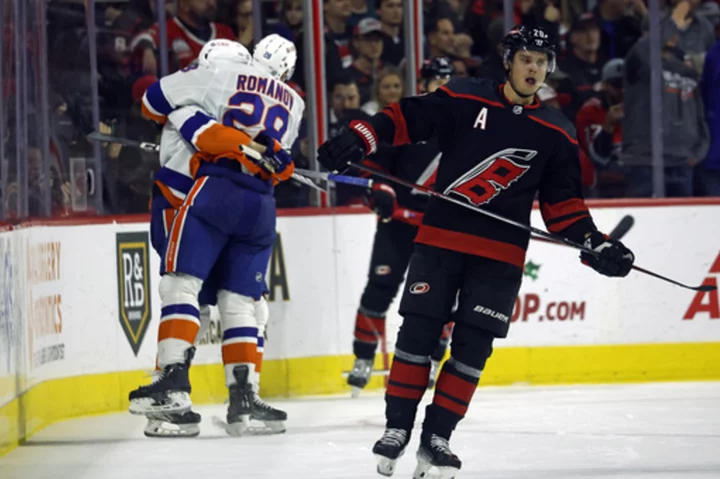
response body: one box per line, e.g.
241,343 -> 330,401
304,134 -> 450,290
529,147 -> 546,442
254,334 -> 264,393
384,314 -> 446,431
423,323 -> 494,439
218,290 -> 258,388
423,358 -> 481,439
353,307 -> 386,360
157,274 -> 202,368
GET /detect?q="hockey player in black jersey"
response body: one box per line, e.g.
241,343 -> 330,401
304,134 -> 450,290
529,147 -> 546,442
317,25 -> 635,478
348,57 -> 455,396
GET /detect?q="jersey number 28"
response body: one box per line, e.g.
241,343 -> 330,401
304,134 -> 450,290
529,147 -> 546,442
223,91 -> 290,143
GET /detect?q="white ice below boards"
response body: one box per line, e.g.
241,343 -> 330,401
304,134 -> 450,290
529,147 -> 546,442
2,382 -> 719,479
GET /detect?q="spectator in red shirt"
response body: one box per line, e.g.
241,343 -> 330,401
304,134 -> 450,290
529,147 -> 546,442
575,58 -> 627,197
131,0 -> 234,75
349,18 -> 385,105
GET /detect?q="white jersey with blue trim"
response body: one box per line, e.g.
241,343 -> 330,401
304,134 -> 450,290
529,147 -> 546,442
144,61 -> 305,205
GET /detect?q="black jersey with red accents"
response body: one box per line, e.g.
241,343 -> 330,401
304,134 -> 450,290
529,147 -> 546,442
368,77 -> 596,269
362,139 -> 441,213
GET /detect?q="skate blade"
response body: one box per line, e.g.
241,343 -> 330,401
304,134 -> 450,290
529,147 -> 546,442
129,392 -> 192,415
143,419 -> 199,438
413,456 -> 459,479
374,449 -> 404,477
250,419 -> 286,434
212,415 -> 251,436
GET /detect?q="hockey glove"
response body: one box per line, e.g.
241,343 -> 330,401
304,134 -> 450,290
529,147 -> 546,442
580,231 -> 635,277
255,133 -> 294,183
317,120 -> 378,173
367,183 -> 397,222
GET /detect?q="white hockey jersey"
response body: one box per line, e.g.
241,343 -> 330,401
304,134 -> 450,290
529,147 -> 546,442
143,61 -> 305,206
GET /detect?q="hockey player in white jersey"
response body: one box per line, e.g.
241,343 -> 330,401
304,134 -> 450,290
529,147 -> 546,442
129,36 -> 304,436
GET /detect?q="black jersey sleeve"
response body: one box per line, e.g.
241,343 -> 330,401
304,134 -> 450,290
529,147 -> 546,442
537,119 -> 597,243
369,87 -> 453,147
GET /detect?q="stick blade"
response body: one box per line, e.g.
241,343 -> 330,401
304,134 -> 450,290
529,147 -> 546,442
609,215 -> 635,240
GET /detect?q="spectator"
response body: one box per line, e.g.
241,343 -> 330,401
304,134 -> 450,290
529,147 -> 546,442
219,0 -> 254,49
274,0 -> 303,42
475,18 -> 507,84
661,0 -> 716,74
328,76 -> 370,139
622,30 -> 709,197
576,59 -> 627,198
362,66 -> 404,115
427,16 -> 456,59
593,0 -> 645,62
451,57 -> 470,77
348,0 -> 376,28
377,0 -> 405,66
132,0 -> 234,75
557,13 -> 604,122
324,0 -> 353,67
349,18 -> 385,105
417,56 -> 454,94
697,38 -> 720,196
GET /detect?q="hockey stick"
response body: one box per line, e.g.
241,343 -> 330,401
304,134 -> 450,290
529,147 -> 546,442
87,131 -> 160,152
350,163 -> 715,292
299,168 -> 637,242
533,214 -> 634,244
87,131 -> 326,193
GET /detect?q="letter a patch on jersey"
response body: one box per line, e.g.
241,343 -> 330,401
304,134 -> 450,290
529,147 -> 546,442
474,107 -> 488,130
444,148 -> 537,206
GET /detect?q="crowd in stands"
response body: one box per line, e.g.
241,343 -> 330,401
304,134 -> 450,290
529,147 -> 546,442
2,0 -> 720,218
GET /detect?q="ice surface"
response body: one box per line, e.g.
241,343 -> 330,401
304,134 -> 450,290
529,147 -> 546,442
2,382 -> 719,479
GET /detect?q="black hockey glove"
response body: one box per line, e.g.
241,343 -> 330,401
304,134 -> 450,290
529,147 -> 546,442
580,231 -> 635,277
367,183 -> 397,222
317,120 -> 378,173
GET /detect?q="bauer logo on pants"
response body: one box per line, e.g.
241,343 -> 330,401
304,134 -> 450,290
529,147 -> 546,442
116,232 -> 152,356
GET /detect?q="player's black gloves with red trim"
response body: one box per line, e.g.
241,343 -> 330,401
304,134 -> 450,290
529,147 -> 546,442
580,231 -> 635,277
367,183 -> 397,222
317,120 -> 378,173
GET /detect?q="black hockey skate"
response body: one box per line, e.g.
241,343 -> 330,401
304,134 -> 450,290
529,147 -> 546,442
144,410 -> 202,438
251,395 -> 287,434
412,434 -> 461,479
372,428 -> 410,477
214,365 -> 254,436
128,348 -> 195,415
347,358 -> 373,397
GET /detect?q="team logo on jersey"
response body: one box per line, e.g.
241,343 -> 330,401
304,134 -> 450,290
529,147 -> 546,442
410,282 -> 430,295
444,148 -> 537,206
116,232 -> 152,356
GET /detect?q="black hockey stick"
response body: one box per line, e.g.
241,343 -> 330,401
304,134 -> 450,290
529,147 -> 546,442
350,163 -> 714,292
86,131 -> 326,193
533,214 -> 634,245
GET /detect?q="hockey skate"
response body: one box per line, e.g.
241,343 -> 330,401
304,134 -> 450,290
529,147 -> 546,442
144,410 -> 202,438
347,358 -> 373,398
213,365 -> 254,436
250,395 -> 287,434
427,359 -> 441,389
128,348 -> 194,415
412,434 -> 461,479
372,428 -> 410,477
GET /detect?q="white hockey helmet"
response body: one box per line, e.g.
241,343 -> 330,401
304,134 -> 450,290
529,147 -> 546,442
252,34 -> 297,82
198,39 -> 252,68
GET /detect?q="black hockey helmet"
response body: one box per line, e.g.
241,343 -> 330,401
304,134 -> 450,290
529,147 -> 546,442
419,57 -> 455,82
502,25 -> 556,73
